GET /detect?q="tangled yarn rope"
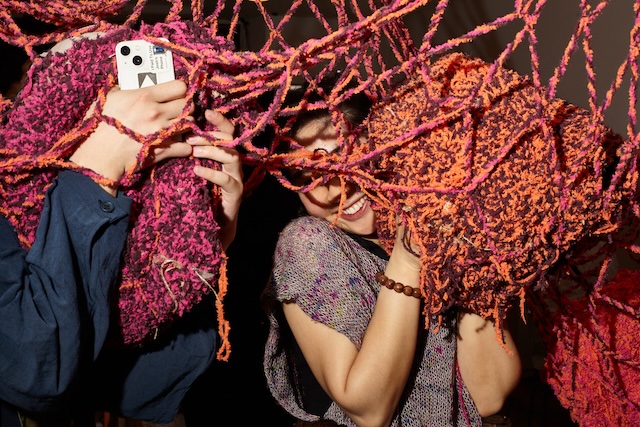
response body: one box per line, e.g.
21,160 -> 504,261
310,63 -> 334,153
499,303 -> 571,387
0,21 -> 244,356
539,266 -> 640,425
1,1 -> 639,423
365,51 -> 634,323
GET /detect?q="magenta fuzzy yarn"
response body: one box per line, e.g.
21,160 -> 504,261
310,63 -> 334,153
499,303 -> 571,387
0,21 -> 235,348
543,268 -> 640,426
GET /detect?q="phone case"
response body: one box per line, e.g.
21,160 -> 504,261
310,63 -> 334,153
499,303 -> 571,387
115,39 -> 175,90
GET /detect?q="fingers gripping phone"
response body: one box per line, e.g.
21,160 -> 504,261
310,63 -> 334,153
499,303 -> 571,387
115,39 -> 175,90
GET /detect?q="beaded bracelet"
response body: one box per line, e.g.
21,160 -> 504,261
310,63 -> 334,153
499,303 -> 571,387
375,271 -> 421,299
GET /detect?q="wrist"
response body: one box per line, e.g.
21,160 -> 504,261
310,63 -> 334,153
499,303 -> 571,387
70,122 -> 132,181
388,243 -> 421,273
375,271 -> 421,298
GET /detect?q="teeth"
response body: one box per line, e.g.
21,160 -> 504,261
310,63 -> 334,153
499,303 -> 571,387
343,197 -> 366,215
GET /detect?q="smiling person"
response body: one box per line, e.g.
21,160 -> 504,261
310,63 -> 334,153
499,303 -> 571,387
260,79 -> 522,427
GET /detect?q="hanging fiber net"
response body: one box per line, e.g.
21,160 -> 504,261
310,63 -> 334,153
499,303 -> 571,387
0,1 -> 639,424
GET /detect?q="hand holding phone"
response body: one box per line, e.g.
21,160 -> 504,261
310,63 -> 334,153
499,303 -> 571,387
115,39 -> 175,90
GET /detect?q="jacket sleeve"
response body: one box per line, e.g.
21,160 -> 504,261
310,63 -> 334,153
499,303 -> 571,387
0,170 -> 132,411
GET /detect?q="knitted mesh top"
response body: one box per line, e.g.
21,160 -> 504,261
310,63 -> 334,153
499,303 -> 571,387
0,21 -> 235,349
263,215 -> 481,426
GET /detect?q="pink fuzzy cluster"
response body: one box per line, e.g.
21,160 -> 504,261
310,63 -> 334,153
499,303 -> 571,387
543,268 -> 640,426
0,21 -> 235,346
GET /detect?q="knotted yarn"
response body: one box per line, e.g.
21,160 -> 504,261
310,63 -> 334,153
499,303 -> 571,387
1,2 -> 640,422
0,21 -> 237,356
363,53 -> 636,328
541,268 -> 640,426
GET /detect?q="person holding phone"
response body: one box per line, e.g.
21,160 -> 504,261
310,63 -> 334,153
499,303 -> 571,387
0,75 -> 243,427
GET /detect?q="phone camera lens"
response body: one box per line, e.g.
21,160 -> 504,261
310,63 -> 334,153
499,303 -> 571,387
132,55 -> 143,66
120,46 -> 130,56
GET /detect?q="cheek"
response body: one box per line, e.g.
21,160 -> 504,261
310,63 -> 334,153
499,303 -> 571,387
299,194 -> 325,218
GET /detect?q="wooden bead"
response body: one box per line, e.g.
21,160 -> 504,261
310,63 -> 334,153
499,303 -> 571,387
374,272 -> 421,299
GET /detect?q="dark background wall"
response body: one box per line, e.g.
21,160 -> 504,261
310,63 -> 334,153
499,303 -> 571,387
182,171 -> 301,425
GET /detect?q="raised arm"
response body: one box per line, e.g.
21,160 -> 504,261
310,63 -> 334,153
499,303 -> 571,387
0,170 -> 131,411
69,79 -> 195,194
186,109 -> 243,250
284,222 -> 421,427
0,80 -> 196,411
457,310 -> 522,416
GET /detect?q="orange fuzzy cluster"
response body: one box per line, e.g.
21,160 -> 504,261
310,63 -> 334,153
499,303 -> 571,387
362,53 -> 636,327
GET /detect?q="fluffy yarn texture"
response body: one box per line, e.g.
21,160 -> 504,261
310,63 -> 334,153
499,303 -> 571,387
0,21 -> 235,352
542,268 -> 640,426
2,2 -> 640,421
364,53 -> 635,327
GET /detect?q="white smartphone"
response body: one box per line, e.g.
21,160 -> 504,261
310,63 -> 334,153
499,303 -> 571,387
115,39 -> 175,90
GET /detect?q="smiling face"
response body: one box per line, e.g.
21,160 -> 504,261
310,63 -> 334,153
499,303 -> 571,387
292,116 -> 378,238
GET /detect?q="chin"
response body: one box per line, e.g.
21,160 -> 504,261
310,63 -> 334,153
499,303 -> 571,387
341,222 -> 376,236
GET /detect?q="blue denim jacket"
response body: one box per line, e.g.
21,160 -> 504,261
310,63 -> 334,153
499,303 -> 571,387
0,170 -> 217,424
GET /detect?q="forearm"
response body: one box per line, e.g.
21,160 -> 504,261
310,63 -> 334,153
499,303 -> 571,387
339,248 -> 421,427
218,214 -> 238,251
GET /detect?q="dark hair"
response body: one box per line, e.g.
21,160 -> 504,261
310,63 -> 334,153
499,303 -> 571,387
272,74 -> 373,190
278,74 -> 372,142
0,43 -> 29,98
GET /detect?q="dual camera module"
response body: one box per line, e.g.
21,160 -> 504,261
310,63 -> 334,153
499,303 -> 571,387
119,44 -> 167,66
116,39 -> 174,89
119,45 -> 143,65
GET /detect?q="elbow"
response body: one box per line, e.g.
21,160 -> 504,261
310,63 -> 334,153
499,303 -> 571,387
474,395 -> 508,418
345,402 -> 396,427
332,378 -> 405,426
349,414 -> 393,427
474,371 -> 521,417
2,364 -> 76,412
474,364 -> 522,418
1,388 -> 70,413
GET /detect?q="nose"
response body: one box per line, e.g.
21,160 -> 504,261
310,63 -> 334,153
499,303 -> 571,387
325,176 -> 356,203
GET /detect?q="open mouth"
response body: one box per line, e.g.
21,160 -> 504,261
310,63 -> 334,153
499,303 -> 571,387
343,197 -> 367,216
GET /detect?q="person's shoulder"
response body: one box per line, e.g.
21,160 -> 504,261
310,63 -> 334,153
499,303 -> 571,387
276,216 -> 341,252
280,215 -> 334,239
